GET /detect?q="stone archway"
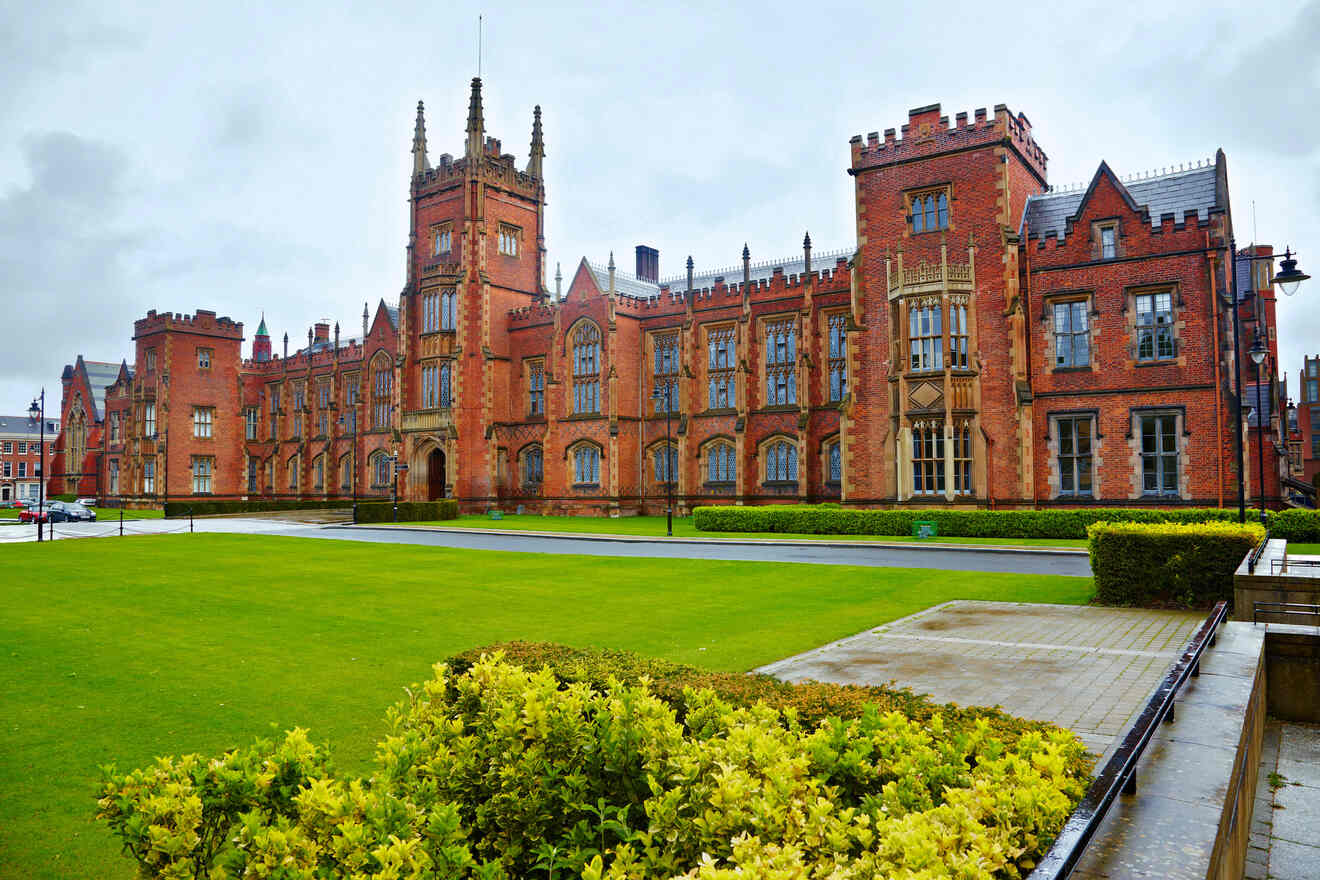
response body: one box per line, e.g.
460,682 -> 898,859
409,436 -> 449,501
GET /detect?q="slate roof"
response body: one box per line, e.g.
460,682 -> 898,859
1022,163 -> 1219,242
82,360 -> 122,421
0,414 -> 61,439
584,245 -> 853,299
385,304 -> 400,330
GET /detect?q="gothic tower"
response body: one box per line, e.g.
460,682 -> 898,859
399,79 -> 548,502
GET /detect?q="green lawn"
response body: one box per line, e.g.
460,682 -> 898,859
0,534 -> 1093,878
0,506 -> 162,521
1290,542 -> 1320,555
401,514 -> 1090,548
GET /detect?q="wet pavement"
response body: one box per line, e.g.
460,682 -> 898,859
0,519 -> 1094,576
757,600 -> 1202,761
1250,721 -> 1320,880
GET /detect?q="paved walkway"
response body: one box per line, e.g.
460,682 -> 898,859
758,600 -> 1202,760
0,520 -> 1094,576
1251,721 -> 1320,880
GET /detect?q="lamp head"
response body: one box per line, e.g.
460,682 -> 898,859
1273,248 -> 1309,296
1249,334 -> 1267,366
28,399 -> 39,421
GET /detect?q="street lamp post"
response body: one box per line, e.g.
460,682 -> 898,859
391,451 -> 400,523
1250,332 -> 1269,525
28,390 -> 45,543
1230,245 -> 1309,522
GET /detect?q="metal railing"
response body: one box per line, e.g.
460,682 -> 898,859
1270,557 -> 1320,576
1246,530 -> 1270,573
1029,600 -> 1230,880
1252,601 -> 1320,625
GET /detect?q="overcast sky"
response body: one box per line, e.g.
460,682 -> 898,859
2,0 -> 1318,417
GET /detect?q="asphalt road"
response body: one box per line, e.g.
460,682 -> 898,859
3,518 -> 1093,577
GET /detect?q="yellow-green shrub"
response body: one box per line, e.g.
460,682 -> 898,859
98,656 -> 1091,880
1087,521 -> 1264,605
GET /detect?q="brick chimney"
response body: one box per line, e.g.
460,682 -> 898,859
313,321 -> 330,343
635,245 -> 659,283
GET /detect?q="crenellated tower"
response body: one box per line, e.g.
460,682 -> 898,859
400,78 -> 549,504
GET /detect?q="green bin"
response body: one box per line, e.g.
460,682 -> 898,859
913,520 -> 938,539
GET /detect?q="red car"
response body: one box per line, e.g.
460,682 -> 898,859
18,504 -> 50,523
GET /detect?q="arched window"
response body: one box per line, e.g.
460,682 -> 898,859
765,319 -> 796,405
371,354 -> 392,429
826,441 -> 842,484
571,443 -> 600,485
765,440 -> 797,483
339,454 -> 353,492
707,442 -> 736,484
910,191 -> 949,233
572,323 -> 601,414
521,445 -> 543,486
370,451 -> 392,488
653,443 -> 678,483
953,422 -> 972,496
912,422 -> 944,495
287,454 -> 300,493
313,454 -> 325,491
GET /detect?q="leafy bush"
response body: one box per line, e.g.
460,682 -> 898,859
445,641 -> 1090,776
98,656 -> 1090,880
356,499 -> 459,523
693,504 -> 1265,539
1268,508 -> 1320,542
163,498 -> 355,517
1087,521 -> 1264,606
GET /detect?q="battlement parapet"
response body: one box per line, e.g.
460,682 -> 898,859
414,150 -> 541,200
851,102 -> 1047,180
134,308 -> 244,339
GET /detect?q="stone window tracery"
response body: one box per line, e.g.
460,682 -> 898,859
764,319 -> 796,406
912,421 -> 944,495
707,326 -> 736,409
827,313 -> 848,401
572,323 -> 601,415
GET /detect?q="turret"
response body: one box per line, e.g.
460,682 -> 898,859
253,313 -> 272,362
527,105 -> 544,179
412,100 -> 429,177
465,77 -> 484,160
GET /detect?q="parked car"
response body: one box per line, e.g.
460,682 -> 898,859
19,504 -> 50,523
57,502 -> 97,522
75,497 -> 98,507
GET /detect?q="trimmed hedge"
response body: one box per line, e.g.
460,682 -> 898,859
447,640 -> 1093,779
355,499 -> 458,523
693,504 -> 1264,539
1087,521 -> 1264,605
163,498 -> 354,517
1268,508 -> 1320,542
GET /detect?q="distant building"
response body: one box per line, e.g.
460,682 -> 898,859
0,412 -> 59,503
1297,354 -> 1320,501
54,81 -> 1263,511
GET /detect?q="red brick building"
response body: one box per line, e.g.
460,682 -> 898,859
55,82 -> 1257,512
1297,354 -> 1320,494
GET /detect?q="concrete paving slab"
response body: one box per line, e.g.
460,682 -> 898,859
1265,838 -> 1320,880
757,600 -> 1201,762
1272,780 -> 1320,847
1276,723 -> 1320,789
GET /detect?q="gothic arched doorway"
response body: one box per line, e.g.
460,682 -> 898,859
427,448 -> 446,500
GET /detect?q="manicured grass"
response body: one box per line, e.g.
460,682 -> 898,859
403,513 -> 1090,548
0,506 -> 162,521
0,534 -> 1093,878
1289,542 -> 1320,555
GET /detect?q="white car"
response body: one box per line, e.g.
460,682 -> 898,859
76,497 -> 97,506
